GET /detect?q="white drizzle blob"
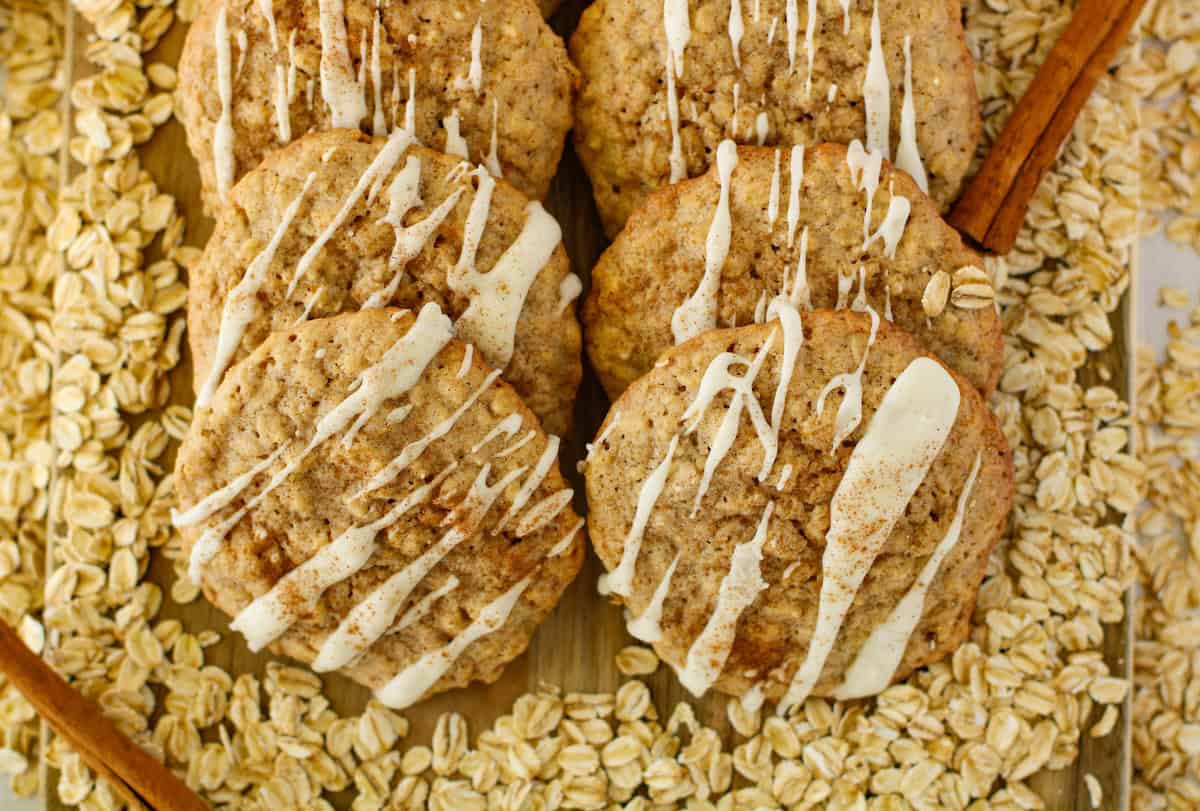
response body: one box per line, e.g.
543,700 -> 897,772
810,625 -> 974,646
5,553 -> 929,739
495,437 -> 560,532
816,269 -> 881,452
672,140 -> 737,344
863,189 -> 910,258
314,463 -> 526,673
472,413 -> 523,455
287,129 -> 414,297
448,197 -> 561,369
318,0 -> 368,129
834,451 -> 982,700
557,274 -> 583,317
781,226 -> 811,310
466,16 -> 484,95
513,489 -> 575,537
785,145 -> 804,248
755,112 -> 769,145
627,551 -> 680,643
180,303 -> 455,581
375,573 -> 532,709
847,139 -> 884,243
485,100 -> 503,177
677,502 -> 774,696
804,0 -> 817,96
197,171 -> 317,409
895,36 -> 928,192
496,430 -> 536,459
728,0 -> 744,69
369,7 -> 386,136
785,0 -> 798,73
766,149 -> 781,228
598,434 -> 680,598
549,518 -> 585,558
404,68 -> 417,137
213,4 -> 236,203
457,344 -> 474,379
662,0 -> 690,183
443,109 -> 469,158
777,356 -> 960,715
395,576 -> 460,632
256,0 -> 292,143
862,0 -> 891,160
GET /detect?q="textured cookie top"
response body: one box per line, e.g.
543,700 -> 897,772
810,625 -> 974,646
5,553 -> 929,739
189,129 -> 582,435
585,142 -> 1002,398
174,306 -> 585,709
571,0 -> 979,236
584,306 -> 1012,707
177,0 -> 576,212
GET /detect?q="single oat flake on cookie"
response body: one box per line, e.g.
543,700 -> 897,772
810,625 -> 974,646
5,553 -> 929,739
585,305 -> 1013,707
174,305 -> 585,710
176,0 -> 576,213
571,0 -> 980,236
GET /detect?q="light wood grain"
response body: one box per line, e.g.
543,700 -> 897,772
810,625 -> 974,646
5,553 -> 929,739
46,1 -> 1131,807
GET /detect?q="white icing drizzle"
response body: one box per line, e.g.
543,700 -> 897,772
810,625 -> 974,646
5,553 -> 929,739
777,357 -> 960,715
730,82 -> 740,138
183,303 -> 455,580
728,0 -> 743,69
863,0 -> 891,160
549,518 -> 584,557
256,0 -> 291,143
351,370 -> 502,501
677,502 -> 774,696
455,168 -> 495,279
294,286 -> 324,326
785,0 -> 797,72
318,463 -> 526,673
230,467 -> 449,652
370,8 -> 386,136
834,266 -> 855,310
387,404 -> 413,423
586,411 -> 621,461
827,83 -> 837,103
863,191 -> 910,258
318,0 -> 368,129
443,109 -> 469,158
448,201 -> 561,369
467,16 -> 484,95
816,270 -> 881,451
847,140 -> 884,243
753,0 -> 760,22
776,463 -> 794,490
672,140 -> 737,344
287,129 -> 413,297
472,413 -> 523,455
766,149 -> 780,228
395,575 -> 460,632
366,158 -> 466,308
513,489 -> 575,537
599,434 -> 680,598
756,299 -> 803,480
782,560 -> 801,580
781,226 -> 811,310
662,0 -> 690,183
834,452 -> 982,700
885,278 -> 894,321
495,430 -> 536,459
173,444 -> 289,529
804,0 -> 817,96
753,291 -> 767,324
755,112 -> 769,145
485,100 -> 503,177
375,573 -> 531,709
627,551 -> 680,643
496,437 -> 560,532
197,171 -> 317,408
213,4 -> 236,203
785,145 -> 804,248
457,344 -> 474,379
404,68 -> 417,137
557,274 -> 583,317
306,78 -> 315,109
895,36 -> 928,192
681,334 -> 774,516
838,0 -> 850,33
766,16 -> 778,45
235,30 -> 248,75
287,29 -> 299,101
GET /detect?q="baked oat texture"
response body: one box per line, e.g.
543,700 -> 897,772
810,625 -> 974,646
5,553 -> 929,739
571,0 -> 980,236
585,311 -> 1014,701
584,143 -> 1003,398
177,0 -> 576,212
175,308 -> 585,704
188,129 -> 582,436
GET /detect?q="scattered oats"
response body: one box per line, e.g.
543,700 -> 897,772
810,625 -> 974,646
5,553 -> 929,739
615,644 -> 659,676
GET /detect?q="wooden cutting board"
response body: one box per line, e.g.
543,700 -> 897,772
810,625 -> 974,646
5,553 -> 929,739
48,2 -> 1133,807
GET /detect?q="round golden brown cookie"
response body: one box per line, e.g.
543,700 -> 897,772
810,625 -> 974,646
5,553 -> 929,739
176,0 -> 575,213
584,307 -> 1012,706
584,142 -> 1002,399
570,0 -> 980,236
189,129 -> 582,436
174,306 -> 585,709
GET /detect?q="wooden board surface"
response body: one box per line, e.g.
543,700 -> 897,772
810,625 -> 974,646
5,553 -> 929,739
48,1 -> 1133,807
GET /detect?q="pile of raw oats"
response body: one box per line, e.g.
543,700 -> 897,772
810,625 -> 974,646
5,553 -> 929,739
0,0 -> 1195,808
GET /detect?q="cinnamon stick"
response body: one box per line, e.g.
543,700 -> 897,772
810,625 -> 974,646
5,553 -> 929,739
948,0 -> 1147,253
0,619 -> 209,811
982,0 -> 1148,251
